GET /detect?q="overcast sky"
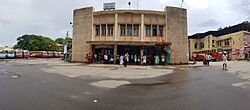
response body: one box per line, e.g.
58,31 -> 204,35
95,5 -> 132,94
0,0 -> 249,46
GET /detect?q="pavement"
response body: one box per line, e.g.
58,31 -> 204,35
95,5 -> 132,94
0,59 -> 250,110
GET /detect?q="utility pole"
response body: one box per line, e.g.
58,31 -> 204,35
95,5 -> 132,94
128,2 -> 131,10
180,0 -> 184,8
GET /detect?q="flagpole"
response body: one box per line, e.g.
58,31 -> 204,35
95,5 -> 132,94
181,0 -> 184,7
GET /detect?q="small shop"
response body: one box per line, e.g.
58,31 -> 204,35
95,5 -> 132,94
89,41 -> 172,65
92,45 -> 114,64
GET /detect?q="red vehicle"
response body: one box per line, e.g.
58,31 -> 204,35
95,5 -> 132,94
47,52 -> 54,58
192,53 -> 205,61
210,52 -> 222,61
22,50 -> 30,58
53,52 -> 60,58
14,50 -> 23,58
30,51 -> 48,58
59,52 -> 64,58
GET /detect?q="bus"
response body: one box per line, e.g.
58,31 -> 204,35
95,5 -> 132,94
0,50 -> 7,59
15,50 -> 23,58
5,50 -> 15,59
192,49 -> 223,61
22,50 -> 30,58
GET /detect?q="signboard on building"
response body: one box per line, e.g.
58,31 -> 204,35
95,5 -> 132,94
103,2 -> 116,10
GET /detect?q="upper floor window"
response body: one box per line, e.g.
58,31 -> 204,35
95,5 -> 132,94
95,25 -> 100,36
194,43 -> 198,49
200,43 -> 204,49
145,25 -> 151,36
158,25 -> 164,37
107,24 -> 113,36
120,24 -> 126,36
224,40 -> 230,46
101,24 -> 106,36
127,24 -> 133,36
152,25 -> 157,36
217,41 -> 222,47
133,25 -> 139,36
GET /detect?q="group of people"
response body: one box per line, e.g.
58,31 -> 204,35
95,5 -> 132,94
203,52 -> 228,70
119,53 -> 147,67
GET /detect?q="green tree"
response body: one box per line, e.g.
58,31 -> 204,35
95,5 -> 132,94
14,34 -> 60,51
55,38 -> 65,44
64,37 -> 72,50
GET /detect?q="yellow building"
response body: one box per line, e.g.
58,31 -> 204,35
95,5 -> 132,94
72,6 -> 189,64
189,30 -> 250,60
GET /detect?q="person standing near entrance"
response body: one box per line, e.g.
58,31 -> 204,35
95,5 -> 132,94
124,53 -> 129,67
223,52 -> 228,70
120,55 -> 124,65
143,55 -> 147,65
154,55 -> 160,65
85,54 -> 89,63
161,54 -> 165,65
134,54 -> 137,63
104,54 -> 108,64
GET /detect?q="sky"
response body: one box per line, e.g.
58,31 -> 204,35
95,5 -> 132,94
0,0 -> 249,46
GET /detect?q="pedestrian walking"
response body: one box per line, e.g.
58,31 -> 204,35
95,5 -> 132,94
206,54 -> 211,66
222,52 -> 228,70
124,53 -> 129,67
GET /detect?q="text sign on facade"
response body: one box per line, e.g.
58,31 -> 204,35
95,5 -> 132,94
104,2 -> 116,10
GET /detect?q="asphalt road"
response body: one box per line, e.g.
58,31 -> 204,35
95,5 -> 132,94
0,60 -> 250,110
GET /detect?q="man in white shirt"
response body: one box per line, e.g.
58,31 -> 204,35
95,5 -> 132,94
222,52 -> 228,70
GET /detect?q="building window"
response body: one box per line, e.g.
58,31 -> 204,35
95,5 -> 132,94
120,24 -> 126,36
107,24 -> 113,36
200,43 -> 204,49
101,24 -> 106,36
158,25 -> 163,37
212,40 -> 215,43
212,45 -> 215,47
217,41 -> 222,47
127,24 -> 132,36
133,24 -> 139,36
95,25 -> 100,36
225,40 -> 230,46
152,25 -> 157,36
145,25 -> 151,36
194,43 -> 198,49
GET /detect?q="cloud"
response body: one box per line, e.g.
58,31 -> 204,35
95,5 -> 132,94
0,0 -> 249,46
198,19 -> 220,27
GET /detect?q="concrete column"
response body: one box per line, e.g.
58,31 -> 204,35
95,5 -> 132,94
114,13 -> 118,41
140,46 -> 144,65
140,14 -> 144,41
113,45 -> 118,64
